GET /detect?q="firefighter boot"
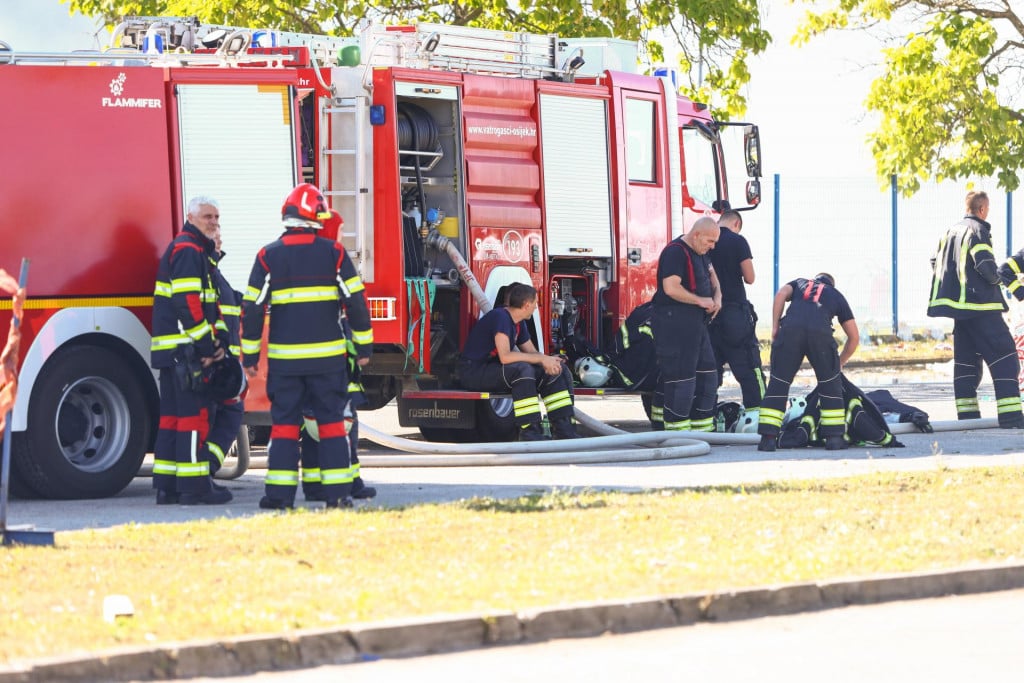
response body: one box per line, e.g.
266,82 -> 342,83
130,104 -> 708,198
179,487 -> 233,505
757,434 -> 777,452
825,435 -> 849,451
518,422 -> 550,442
551,416 -> 580,440
325,496 -> 355,509
351,478 -> 377,500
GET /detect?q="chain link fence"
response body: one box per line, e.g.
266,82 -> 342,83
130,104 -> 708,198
739,175 -> 1023,339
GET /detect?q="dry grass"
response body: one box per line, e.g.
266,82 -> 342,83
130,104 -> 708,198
3,464 -> 1023,664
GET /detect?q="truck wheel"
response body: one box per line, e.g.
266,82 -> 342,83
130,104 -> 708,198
418,426 -> 476,443
476,397 -> 517,442
12,345 -> 151,499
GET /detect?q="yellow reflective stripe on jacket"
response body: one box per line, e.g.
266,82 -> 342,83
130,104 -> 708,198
243,285 -> 263,303
351,327 -> 373,345
267,339 -> 347,359
269,286 -> 341,305
154,281 -> 172,298
240,338 -> 261,355
342,275 -> 365,294
183,320 -> 213,342
970,243 -> 994,258
221,304 -> 241,317
171,277 -> 202,294
151,333 -> 191,351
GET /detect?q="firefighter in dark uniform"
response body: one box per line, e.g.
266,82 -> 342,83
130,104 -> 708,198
302,315 -> 377,501
241,184 -> 373,510
708,210 -> 765,408
757,273 -> 859,452
928,190 -> 1024,427
201,227 -> 245,481
650,217 -> 721,432
459,282 -> 578,441
151,196 -> 232,505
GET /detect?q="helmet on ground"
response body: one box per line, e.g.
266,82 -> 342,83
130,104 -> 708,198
784,394 -> 809,424
281,183 -> 332,224
203,358 -> 247,402
736,408 -> 760,433
574,356 -> 612,387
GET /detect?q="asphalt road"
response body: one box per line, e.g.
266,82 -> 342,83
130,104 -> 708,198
8,372 -> 1023,534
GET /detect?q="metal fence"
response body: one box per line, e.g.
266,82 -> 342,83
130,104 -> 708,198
740,174 -> 1023,338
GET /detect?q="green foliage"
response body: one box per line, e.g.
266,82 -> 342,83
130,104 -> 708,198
60,0 -> 769,117
795,0 -> 1024,196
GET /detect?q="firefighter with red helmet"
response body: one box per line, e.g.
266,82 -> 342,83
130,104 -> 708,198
241,183 -> 373,510
150,196 -> 232,505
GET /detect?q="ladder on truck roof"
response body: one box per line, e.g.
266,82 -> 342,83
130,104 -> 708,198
360,22 -> 565,79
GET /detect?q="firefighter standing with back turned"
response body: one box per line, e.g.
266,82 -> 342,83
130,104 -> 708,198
241,184 -> 373,510
707,209 -> 765,409
928,190 -> 1024,427
150,196 -> 232,505
757,273 -> 859,452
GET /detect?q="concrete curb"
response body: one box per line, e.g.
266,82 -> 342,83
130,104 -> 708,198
3,562 -> 1024,682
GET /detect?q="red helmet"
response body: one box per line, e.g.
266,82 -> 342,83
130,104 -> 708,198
281,183 -> 331,223
320,209 -> 343,241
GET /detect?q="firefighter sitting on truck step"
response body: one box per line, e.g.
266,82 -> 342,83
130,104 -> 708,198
459,282 -> 579,441
241,183 -> 373,510
150,196 -> 232,506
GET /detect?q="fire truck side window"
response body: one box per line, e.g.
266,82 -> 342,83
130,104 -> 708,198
681,128 -> 718,207
625,98 -> 656,183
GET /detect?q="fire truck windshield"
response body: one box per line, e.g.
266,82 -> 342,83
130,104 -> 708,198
682,127 -> 720,209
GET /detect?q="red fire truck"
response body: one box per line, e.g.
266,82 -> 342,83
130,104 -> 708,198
0,17 -> 760,498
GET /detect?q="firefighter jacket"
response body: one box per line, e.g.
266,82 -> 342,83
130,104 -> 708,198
151,222 -> 221,369
240,228 -> 373,376
998,248 -> 1024,302
210,251 -> 242,357
928,215 -> 1006,319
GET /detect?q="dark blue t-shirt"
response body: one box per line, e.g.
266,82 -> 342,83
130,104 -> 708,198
461,307 -> 530,362
780,278 -> 854,331
708,228 -> 752,304
653,237 -> 714,306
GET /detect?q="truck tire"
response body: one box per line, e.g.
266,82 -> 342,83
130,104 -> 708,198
476,397 -> 517,442
418,426 -> 476,443
12,345 -> 151,499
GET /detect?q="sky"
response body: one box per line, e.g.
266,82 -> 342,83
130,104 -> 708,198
1,0 -> 888,180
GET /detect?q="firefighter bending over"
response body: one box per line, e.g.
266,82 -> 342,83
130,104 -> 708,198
150,196 -> 232,505
459,282 -> 578,441
928,190 -> 1024,428
650,217 -> 721,432
241,183 -> 373,510
757,273 -> 859,452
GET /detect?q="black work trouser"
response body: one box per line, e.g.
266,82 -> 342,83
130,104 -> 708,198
651,303 -> 717,431
709,301 -> 765,408
759,325 -> 844,438
952,313 -> 1023,425
459,359 -> 574,428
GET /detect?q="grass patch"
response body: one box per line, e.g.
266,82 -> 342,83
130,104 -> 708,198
3,465 -> 1024,664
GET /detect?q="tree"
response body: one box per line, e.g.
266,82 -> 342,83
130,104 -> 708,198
794,0 -> 1024,194
62,0 -> 769,117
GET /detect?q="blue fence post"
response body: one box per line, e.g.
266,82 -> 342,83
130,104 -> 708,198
891,174 -> 898,335
1007,190 -> 1014,257
773,173 -> 780,294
